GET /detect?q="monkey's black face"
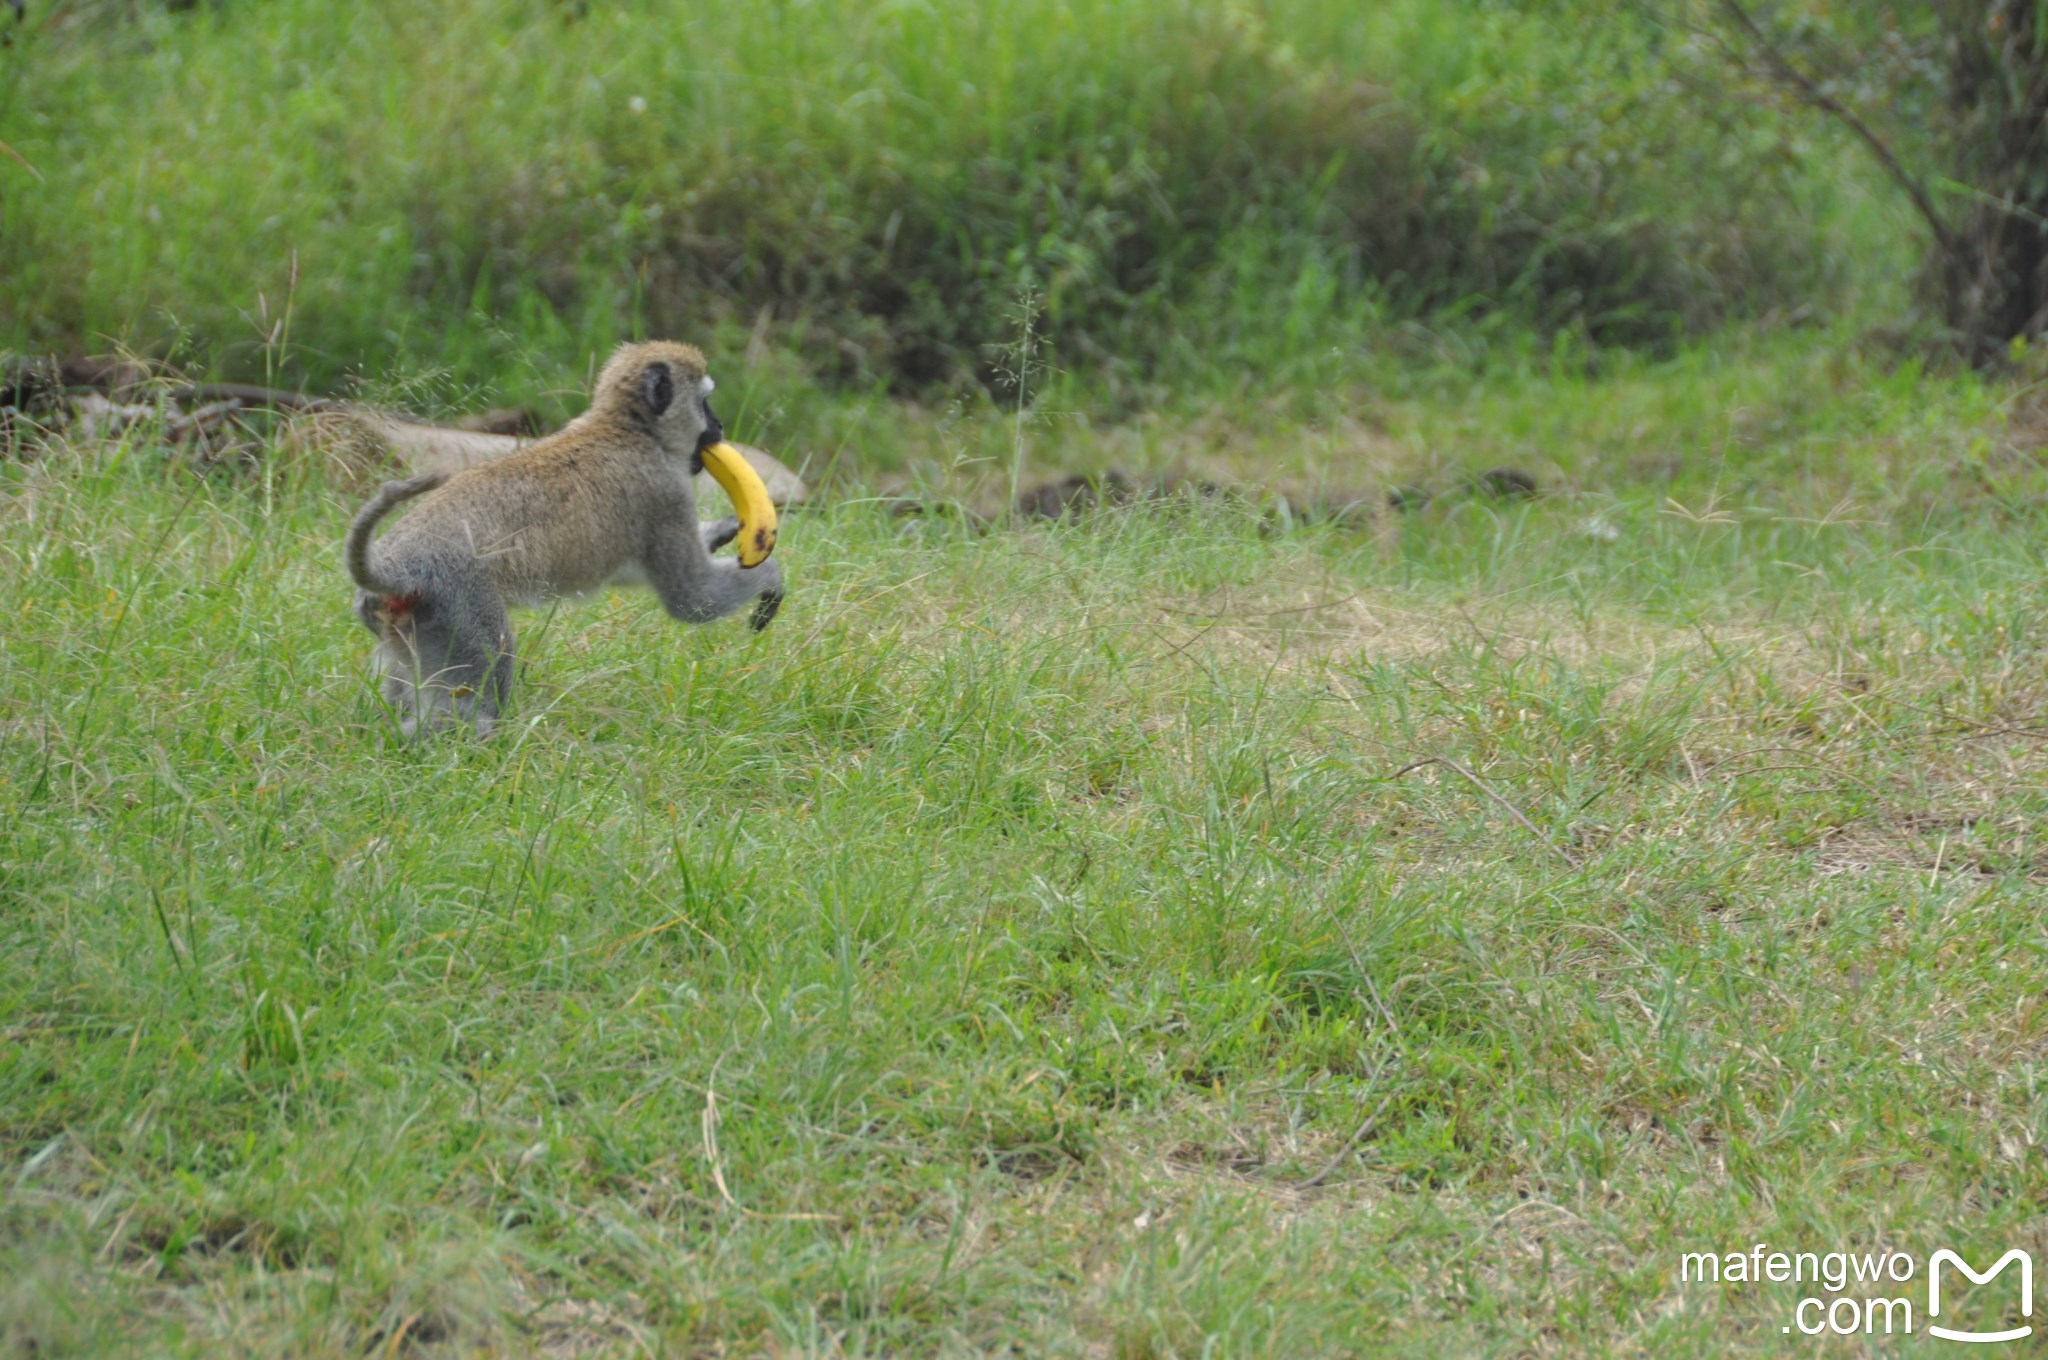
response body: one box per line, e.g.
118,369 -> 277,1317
637,357 -> 727,469
697,398 -> 724,453
688,397 -> 724,475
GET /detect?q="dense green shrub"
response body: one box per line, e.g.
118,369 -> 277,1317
0,0 -> 1896,396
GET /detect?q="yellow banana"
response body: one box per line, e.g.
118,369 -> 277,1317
701,441 -> 779,569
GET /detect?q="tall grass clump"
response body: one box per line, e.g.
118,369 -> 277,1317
1,0 -> 1895,397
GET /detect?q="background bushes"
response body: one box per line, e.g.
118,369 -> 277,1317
0,0 -> 1900,399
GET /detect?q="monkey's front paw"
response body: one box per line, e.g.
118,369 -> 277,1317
702,516 -> 740,552
749,589 -> 783,632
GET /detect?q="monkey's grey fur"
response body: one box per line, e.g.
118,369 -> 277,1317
345,341 -> 783,739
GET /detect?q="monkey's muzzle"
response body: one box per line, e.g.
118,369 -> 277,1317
700,441 -> 779,570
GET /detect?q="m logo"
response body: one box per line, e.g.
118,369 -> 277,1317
1928,1248 -> 2033,1344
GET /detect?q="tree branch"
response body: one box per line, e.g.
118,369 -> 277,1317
1717,0 -> 1959,259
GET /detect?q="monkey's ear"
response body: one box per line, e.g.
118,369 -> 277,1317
642,363 -> 675,417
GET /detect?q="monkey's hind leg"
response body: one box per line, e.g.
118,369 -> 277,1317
432,583 -> 515,738
370,589 -> 509,741
359,591 -> 441,742
371,625 -> 452,743
458,622 -> 515,739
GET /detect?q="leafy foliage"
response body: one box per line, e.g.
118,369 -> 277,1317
0,0 -> 1890,393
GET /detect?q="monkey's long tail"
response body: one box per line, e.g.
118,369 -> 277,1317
345,472 -> 448,594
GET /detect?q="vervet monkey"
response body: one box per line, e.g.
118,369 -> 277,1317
345,341 -> 782,738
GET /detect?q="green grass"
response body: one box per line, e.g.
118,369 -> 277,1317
4,344 -> 2046,1355
0,0 -> 1904,400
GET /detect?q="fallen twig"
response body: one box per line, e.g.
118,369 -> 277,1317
1824,678 -> 2048,744
1295,1081 -> 1401,1190
165,382 -> 338,412
0,138 -> 41,182
702,1073 -> 738,1210
1391,755 -> 1583,869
